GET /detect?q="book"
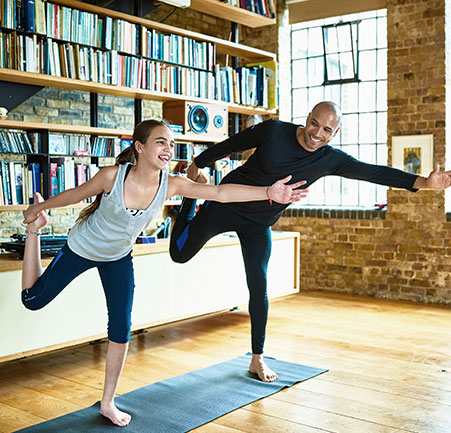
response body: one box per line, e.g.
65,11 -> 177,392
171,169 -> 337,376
34,0 -> 46,34
8,162 -> 17,204
0,161 -> 11,205
49,134 -> 66,154
49,162 -> 58,197
14,163 -> 24,205
23,0 -> 35,33
246,60 -> 278,109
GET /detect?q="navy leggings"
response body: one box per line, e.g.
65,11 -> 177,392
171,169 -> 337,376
170,199 -> 272,354
22,244 -> 135,344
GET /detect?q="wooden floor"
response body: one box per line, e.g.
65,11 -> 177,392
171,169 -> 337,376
0,291 -> 450,433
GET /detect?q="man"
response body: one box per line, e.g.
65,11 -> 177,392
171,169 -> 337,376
170,101 -> 451,382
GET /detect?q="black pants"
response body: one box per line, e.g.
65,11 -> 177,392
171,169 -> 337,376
22,244 -> 135,344
170,199 -> 272,354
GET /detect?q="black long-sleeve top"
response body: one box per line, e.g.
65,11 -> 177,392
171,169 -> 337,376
194,119 -> 419,226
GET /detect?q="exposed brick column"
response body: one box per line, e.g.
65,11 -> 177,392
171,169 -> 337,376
274,0 -> 451,304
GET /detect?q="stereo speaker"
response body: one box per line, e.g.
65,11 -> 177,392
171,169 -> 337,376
163,101 -> 228,141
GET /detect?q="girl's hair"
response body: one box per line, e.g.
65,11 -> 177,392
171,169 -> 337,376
76,119 -> 171,223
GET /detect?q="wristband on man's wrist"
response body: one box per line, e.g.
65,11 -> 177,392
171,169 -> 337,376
266,186 -> 272,206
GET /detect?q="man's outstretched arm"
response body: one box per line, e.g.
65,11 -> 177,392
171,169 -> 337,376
330,150 -> 451,192
412,165 -> 451,190
187,120 -> 271,180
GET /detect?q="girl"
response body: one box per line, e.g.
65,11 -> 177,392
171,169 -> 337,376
22,119 -> 307,427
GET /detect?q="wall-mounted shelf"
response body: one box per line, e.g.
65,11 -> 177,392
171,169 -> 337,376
0,200 -> 183,212
0,120 -> 246,143
0,69 -> 276,117
51,0 -> 276,62
190,0 -> 276,28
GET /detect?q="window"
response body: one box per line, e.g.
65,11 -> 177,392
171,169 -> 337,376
291,10 -> 387,208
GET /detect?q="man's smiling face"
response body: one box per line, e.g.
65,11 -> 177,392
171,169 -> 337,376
300,105 -> 341,152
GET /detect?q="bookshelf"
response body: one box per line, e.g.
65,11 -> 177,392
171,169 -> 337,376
0,0 -> 278,210
0,70 -> 276,116
190,0 -> 277,28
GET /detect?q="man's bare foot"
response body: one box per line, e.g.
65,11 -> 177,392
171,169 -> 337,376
100,400 -> 131,427
27,193 -> 49,231
249,354 -> 278,382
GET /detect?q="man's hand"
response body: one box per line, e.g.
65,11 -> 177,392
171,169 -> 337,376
413,165 -> 451,190
268,176 -> 308,204
23,203 -> 40,224
186,158 -> 201,181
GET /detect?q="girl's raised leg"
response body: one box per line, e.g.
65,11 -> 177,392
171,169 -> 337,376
22,193 -> 49,291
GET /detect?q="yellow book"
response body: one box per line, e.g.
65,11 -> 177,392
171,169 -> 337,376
35,0 -> 46,35
246,60 -> 278,110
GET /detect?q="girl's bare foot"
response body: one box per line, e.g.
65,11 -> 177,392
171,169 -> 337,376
249,354 -> 278,382
100,400 -> 131,427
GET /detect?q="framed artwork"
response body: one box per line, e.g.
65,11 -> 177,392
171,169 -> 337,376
392,135 -> 434,176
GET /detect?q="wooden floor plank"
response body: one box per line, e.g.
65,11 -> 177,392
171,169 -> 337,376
272,385 -> 451,433
211,409 -> 331,433
0,402 -> 45,433
0,291 -> 449,433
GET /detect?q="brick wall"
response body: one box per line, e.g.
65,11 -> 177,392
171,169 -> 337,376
3,1 -> 450,304
274,0 -> 451,304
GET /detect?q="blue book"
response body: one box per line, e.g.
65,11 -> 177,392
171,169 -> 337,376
1,161 -> 11,205
31,162 -> 41,195
23,0 -> 35,32
16,0 -> 25,31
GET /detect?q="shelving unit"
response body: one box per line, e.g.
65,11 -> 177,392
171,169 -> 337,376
190,0 -> 276,28
0,0 -> 278,211
37,0 -> 276,62
0,70 -> 276,116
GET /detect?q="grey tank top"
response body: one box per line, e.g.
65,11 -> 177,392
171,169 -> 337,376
68,163 -> 168,261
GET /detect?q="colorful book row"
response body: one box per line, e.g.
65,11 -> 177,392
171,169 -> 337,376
220,0 -> 276,18
1,1 -> 216,71
0,160 -> 41,205
48,158 -> 97,198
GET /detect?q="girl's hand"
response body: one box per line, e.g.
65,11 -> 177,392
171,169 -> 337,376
268,176 -> 308,204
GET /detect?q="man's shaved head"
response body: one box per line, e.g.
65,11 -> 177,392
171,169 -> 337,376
311,101 -> 342,123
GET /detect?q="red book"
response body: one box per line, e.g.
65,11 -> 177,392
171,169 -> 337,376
49,162 -> 58,197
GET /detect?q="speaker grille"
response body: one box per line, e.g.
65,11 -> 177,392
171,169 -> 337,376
188,105 -> 209,134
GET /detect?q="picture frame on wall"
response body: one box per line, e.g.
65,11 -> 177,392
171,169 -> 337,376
392,134 -> 434,177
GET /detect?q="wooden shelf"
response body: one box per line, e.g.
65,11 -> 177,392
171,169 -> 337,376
0,200 -> 183,211
190,0 -> 276,28
0,69 -> 276,117
50,0 -> 276,62
228,103 -> 277,116
0,120 -> 130,137
0,119 -> 238,143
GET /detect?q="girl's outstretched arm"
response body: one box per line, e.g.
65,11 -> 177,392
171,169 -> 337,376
167,175 -> 308,204
23,166 -> 118,225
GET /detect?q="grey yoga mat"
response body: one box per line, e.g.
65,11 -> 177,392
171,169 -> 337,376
16,353 -> 327,433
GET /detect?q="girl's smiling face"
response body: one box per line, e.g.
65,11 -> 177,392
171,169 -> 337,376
135,125 -> 175,169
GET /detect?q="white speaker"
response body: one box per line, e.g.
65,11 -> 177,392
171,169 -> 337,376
163,101 -> 228,141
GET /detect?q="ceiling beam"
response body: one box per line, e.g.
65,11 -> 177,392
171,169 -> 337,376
287,0 -> 387,24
